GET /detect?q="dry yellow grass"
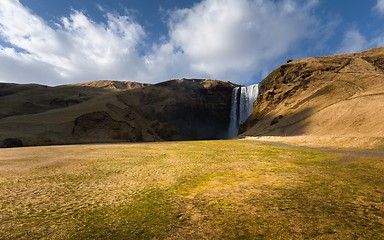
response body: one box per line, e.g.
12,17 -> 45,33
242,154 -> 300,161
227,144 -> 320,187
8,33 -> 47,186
0,140 -> 383,239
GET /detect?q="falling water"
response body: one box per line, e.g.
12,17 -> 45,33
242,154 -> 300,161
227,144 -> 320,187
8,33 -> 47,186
228,84 -> 259,138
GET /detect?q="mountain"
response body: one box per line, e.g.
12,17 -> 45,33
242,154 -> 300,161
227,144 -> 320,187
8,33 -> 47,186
0,79 -> 236,147
239,47 -> 384,147
2,48 -> 383,148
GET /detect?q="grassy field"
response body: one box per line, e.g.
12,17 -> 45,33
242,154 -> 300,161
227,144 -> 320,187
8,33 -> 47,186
0,140 -> 383,239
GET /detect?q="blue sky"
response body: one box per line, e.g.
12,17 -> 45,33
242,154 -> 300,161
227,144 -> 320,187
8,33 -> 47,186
0,0 -> 383,86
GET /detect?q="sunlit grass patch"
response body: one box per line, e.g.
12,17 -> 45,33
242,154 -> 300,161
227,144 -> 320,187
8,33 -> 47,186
0,140 -> 383,239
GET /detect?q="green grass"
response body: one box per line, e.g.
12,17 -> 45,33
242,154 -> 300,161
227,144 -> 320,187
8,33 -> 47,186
0,140 -> 383,239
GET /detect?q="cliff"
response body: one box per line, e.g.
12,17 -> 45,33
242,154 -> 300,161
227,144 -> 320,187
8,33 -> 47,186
240,47 -> 384,146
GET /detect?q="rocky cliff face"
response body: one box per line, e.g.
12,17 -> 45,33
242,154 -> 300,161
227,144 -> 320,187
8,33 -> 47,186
0,79 -> 235,147
115,79 -> 236,140
240,47 -> 384,139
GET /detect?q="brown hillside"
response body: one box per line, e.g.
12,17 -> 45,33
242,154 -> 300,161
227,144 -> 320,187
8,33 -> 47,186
0,79 -> 235,147
240,47 -> 384,148
70,80 -> 150,91
0,80 -> 147,120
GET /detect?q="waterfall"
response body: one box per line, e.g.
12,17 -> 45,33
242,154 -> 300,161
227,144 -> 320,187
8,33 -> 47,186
228,84 -> 259,138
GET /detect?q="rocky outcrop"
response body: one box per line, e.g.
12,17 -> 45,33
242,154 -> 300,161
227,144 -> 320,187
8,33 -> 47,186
240,47 -> 384,139
72,111 -> 145,142
116,79 -> 236,140
2,138 -> 23,148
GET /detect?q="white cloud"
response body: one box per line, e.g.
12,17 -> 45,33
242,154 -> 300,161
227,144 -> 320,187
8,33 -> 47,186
375,0 -> 384,14
372,34 -> 384,47
337,29 -> 368,54
167,0 -> 321,83
337,27 -> 384,54
0,0 -> 325,85
0,47 -> 60,85
0,0 -> 147,85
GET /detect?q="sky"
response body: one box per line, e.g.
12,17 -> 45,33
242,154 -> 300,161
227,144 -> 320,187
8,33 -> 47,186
0,0 -> 383,86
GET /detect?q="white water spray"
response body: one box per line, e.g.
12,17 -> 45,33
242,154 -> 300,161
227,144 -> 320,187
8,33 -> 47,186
228,84 -> 259,138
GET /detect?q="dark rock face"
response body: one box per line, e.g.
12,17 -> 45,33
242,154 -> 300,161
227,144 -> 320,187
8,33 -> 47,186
117,79 -> 236,140
72,111 -> 142,141
2,138 -> 23,148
